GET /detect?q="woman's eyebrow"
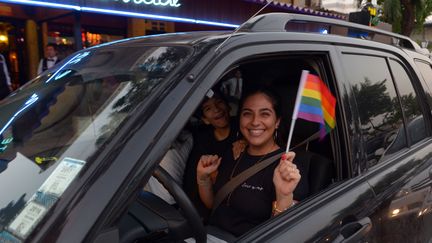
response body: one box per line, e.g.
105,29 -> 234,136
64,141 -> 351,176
241,107 -> 274,113
241,108 -> 253,112
261,108 -> 272,111
259,108 -> 274,113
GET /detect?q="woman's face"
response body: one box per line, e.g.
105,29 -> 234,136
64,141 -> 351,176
201,97 -> 230,129
240,93 -> 280,154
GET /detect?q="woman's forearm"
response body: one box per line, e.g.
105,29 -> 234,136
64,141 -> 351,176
272,193 -> 294,216
197,176 -> 214,209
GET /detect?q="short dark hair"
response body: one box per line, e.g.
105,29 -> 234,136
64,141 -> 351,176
194,90 -> 227,119
46,43 -> 57,50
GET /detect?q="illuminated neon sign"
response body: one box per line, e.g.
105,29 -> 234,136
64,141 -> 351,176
0,93 -> 39,136
114,0 -> 181,7
0,1 -> 238,28
0,137 -> 13,153
46,51 -> 90,83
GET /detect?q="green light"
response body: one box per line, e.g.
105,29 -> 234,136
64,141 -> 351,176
0,137 -> 13,153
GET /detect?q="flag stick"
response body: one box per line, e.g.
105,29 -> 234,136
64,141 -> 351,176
286,70 -> 309,153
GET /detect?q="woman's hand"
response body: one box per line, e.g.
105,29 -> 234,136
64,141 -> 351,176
273,152 -> 301,200
197,155 -> 221,208
232,139 -> 247,160
197,155 -> 221,180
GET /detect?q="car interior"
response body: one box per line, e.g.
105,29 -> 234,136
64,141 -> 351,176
116,55 -> 340,243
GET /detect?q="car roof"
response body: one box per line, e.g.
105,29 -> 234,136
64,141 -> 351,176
88,31 -> 231,49
238,12 -> 427,55
86,13 -> 430,60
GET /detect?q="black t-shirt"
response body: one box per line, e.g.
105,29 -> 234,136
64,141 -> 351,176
210,148 -> 309,236
183,120 -> 239,219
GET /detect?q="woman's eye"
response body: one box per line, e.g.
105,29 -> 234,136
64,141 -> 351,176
261,112 -> 271,117
241,111 -> 251,117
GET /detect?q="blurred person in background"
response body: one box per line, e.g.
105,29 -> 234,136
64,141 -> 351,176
0,53 -> 11,100
37,44 -> 61,75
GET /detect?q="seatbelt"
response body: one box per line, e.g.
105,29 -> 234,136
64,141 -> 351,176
211,151 -> 284,213
291,131 -> 320,151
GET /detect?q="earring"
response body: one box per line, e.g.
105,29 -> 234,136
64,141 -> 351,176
274,129 -> 278,141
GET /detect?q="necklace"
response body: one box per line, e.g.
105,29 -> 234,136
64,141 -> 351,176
225,149 -> 271,206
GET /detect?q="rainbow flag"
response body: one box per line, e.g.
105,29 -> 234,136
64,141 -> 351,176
295,70 -> 336,139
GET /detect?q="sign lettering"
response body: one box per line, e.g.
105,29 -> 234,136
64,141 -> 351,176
115,0 -> 181,7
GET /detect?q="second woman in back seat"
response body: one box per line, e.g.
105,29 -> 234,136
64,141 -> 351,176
183,90 -> 243,220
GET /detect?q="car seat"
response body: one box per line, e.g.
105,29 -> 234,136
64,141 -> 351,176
293,150 -> 335,200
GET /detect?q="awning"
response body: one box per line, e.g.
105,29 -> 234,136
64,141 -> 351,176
245,0 -> 346,20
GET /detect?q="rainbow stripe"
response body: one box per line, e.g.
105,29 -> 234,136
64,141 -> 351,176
297,73 -> 336,138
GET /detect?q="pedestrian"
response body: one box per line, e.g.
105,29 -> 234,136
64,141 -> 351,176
37,44 -> 61,75
0,53 -> 11,100
221,70 -> 243,101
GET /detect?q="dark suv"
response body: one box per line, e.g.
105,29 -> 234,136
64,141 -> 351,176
1,13 -> 432,243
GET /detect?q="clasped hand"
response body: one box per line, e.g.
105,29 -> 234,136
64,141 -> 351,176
273,152 -> 301,198
197,155 -> 221,180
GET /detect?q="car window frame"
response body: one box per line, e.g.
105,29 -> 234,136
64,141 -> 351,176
336,45 -> 432,175
387,57 -> 430,146
414,58 -> 432,115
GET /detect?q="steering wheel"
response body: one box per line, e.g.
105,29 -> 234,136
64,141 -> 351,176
152,165 -> 207,243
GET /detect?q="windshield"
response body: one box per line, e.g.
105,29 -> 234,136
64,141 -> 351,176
0,45 -> 190,241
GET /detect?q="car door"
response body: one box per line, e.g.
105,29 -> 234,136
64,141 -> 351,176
342,47 -> 432,242
234,41 -> 432,242
225,41 -> 373,242
335,46 -> 432,242
86,36 -> 376,243
179,35 -> 374,242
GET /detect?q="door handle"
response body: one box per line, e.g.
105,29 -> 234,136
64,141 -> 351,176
333,217 -> 372,243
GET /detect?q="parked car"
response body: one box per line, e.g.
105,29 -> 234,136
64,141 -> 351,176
1,13 -> 432,243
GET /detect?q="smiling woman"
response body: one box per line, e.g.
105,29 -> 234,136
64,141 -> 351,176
195,89 -> 304,237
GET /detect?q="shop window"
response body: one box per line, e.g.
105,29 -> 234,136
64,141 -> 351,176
147,20 -> 167,35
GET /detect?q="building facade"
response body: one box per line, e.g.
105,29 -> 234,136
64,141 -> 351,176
0,0 -> 343,86
322,0 -> 358,14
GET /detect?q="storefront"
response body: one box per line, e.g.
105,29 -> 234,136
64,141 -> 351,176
0,0 -> 343,86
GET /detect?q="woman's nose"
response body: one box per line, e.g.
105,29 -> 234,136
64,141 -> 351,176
251,114 -> 260,125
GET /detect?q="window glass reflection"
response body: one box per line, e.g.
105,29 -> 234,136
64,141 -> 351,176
388,59 -> 426,146
415,61 -> 432,113
342,54 -> 405,166
0,45 -> 191,240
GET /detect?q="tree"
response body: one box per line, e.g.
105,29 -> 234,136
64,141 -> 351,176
351,78 -> 393,128
356,0 -> 432,36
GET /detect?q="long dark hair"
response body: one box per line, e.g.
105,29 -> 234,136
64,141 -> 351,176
239,88 -> 285,146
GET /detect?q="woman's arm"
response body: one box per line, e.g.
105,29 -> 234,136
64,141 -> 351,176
197,155 -> 221,209
272,152 -> 301,216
